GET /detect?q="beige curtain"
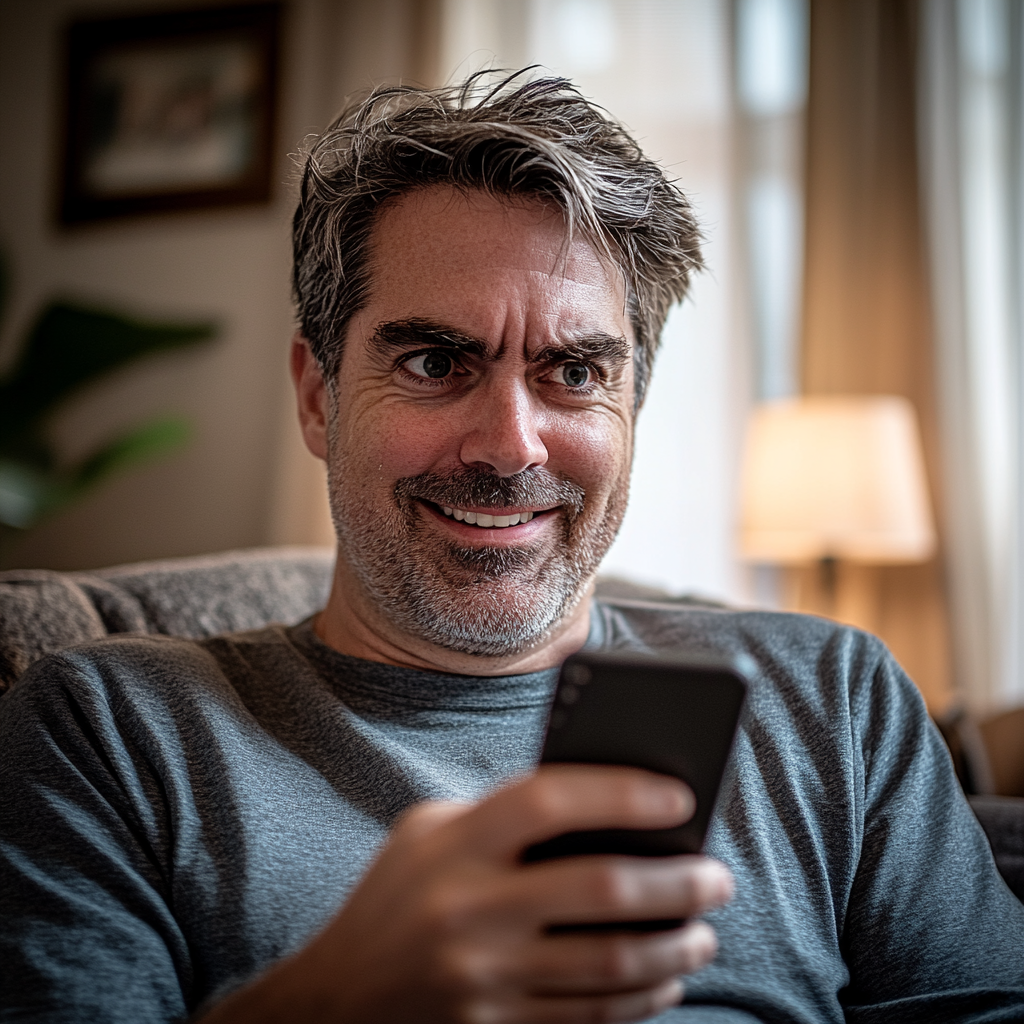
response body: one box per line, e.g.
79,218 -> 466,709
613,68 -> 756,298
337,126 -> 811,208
799,0 -> 954,710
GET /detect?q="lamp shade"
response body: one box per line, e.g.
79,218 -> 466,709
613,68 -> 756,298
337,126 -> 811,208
739,396 -> 936,564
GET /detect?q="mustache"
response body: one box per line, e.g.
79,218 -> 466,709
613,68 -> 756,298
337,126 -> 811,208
394,467 -> 586,518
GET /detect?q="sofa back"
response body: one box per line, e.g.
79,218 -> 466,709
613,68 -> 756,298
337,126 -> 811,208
0,546 -> 334,693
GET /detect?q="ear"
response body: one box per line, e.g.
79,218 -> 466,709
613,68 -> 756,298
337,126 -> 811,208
290,331 -> 329,462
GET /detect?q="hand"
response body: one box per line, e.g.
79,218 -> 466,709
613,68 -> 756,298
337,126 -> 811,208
201,765 -> 734,1024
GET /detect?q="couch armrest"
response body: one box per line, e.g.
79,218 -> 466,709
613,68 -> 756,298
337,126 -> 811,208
969,795 -> 1024,902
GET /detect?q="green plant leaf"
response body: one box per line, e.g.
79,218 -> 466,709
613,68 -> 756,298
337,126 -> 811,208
0,303 -> 215,442
0,460 -> 59,529
0,417 -> 190,530
67,416 -> 192,495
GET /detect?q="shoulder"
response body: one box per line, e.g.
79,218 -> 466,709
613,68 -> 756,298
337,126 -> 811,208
595,598 -> 891,691
598,599 -> 946,788
0,625 -> 302,744
595,598 -> 926,747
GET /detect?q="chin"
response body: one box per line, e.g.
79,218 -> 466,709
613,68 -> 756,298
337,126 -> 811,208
357,540 -> 594,657
397,573 -> 589,658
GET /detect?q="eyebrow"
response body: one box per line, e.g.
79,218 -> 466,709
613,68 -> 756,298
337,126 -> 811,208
370,319 -> 489,358
369,318 -> 631,366
530,334 -> 631,367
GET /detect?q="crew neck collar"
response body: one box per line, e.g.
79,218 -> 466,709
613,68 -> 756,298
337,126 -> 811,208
291,617 -> 569,710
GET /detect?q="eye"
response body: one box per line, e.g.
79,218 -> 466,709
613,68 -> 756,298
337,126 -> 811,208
405,351 -> 454,380
553,361 -> 593,389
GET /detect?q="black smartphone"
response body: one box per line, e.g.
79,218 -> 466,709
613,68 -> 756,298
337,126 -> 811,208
524,648 -> 750,864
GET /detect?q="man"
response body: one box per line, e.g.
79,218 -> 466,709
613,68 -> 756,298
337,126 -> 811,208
1,72 -> 1022,1024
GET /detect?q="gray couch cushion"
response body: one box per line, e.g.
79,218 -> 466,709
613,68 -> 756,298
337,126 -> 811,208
0,547 -> 334,692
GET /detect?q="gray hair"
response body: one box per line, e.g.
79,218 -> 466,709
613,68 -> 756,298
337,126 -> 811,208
292,69 -> 703,404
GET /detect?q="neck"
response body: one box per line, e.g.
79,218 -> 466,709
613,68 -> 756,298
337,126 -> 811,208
314,554 -> 593,676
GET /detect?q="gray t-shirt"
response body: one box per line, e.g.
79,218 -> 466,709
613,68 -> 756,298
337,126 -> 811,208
1,600 -> 1022,1023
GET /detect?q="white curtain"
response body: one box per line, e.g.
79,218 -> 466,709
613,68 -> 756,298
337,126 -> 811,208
735,0 -> 808,404
734,0 -> 808,611
919,0 -> 1024,710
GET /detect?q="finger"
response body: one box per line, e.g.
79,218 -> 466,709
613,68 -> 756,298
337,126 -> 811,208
465,977 -> 685,1024
441,921 -> 714,997
453,765 -> 695,860
504,855 -> 734,927
515,920 -> 717,994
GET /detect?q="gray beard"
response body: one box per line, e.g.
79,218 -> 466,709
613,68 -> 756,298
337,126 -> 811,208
327,457 -> 627,658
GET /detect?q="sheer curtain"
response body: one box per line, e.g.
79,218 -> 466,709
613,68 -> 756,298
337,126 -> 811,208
734,0 -> 808,609
735,0 -> 808,404
920,0 -> 1024,710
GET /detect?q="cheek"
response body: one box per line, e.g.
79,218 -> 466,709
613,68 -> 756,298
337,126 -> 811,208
340,403 -> 461,483
548,413 -> 633,492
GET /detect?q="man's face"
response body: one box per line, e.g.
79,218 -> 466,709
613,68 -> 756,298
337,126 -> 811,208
326,187 -> 635,657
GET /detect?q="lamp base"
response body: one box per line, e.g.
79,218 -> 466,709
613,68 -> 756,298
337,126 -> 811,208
776,559 -> 954,715
782,560 -> 880,635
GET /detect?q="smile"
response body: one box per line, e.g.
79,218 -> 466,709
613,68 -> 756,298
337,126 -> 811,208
439,505 -> 537,528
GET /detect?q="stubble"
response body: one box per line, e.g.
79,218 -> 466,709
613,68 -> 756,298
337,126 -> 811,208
327,448 -> 628,657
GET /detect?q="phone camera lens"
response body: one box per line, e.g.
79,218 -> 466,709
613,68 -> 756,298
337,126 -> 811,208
564,664 -> 591,686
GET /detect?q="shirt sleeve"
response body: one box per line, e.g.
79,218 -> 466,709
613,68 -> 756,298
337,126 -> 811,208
0,652 -> 193,1023
839,645 -> 1024,1023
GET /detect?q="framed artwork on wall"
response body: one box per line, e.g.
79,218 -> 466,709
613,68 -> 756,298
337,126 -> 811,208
59,3 -> 281,225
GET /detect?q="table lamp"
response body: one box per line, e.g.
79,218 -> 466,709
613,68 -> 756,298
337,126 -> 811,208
738,395 -> 936,629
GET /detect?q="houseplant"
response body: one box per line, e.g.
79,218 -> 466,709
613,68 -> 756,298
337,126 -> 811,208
0,258 -> 216,561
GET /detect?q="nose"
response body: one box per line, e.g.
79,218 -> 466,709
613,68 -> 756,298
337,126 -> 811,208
459,375 -> 549,477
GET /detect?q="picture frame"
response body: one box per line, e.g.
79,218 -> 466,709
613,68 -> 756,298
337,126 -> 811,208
59,3 -> 281,225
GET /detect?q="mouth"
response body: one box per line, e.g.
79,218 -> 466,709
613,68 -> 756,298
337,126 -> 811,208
421,500 -> 555,530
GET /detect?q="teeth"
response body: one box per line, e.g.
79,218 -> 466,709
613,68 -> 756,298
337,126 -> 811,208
438,506 -> 536,528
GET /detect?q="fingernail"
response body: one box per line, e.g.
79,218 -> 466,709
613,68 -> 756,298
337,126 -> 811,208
654,779 -> 692,816
709,863 -> 734,901
670,978 -> 685,1005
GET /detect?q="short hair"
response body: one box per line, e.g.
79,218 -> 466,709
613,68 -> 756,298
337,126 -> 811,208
292,69 -> 702,404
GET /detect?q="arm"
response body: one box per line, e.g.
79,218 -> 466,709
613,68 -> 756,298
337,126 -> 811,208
1,651 -> 731,1024
198,764 -> 734,1024
841,648 -> 1024,1020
